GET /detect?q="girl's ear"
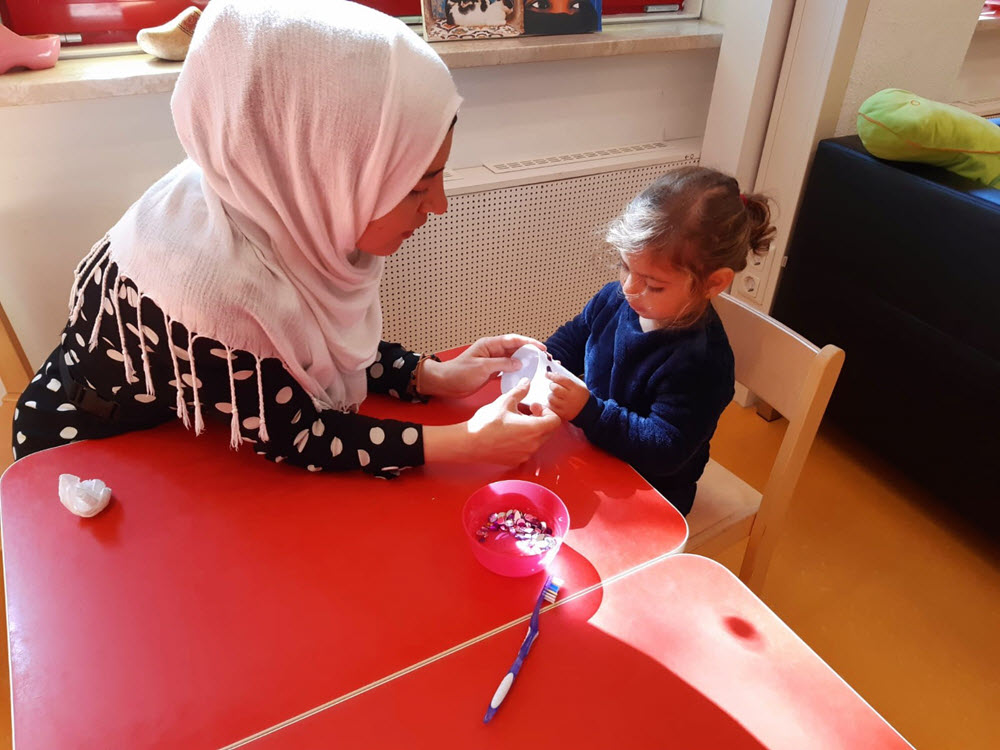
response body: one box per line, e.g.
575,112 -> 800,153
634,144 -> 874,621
703,267 -> 735,299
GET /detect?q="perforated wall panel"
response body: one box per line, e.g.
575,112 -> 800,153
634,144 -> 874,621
381,160 -> 698,353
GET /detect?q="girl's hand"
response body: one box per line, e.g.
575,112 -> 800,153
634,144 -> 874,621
418,334 -> 546,399
546,371 -> 591,421
423,379 -> 561,466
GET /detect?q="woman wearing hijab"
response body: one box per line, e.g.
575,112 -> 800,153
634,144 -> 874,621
12,0 -> 560,475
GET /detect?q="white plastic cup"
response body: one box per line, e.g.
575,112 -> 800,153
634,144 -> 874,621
500,344 -> 580,409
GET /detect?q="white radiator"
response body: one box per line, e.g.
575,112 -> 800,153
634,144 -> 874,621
381,139 -> 701,353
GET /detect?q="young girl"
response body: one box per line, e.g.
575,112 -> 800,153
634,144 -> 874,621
543,166 -> 775,515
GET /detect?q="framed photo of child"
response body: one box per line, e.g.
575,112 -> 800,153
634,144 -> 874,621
421,0 -> 601,42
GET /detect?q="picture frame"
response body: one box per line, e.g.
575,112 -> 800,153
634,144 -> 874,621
422,0 -> 602,42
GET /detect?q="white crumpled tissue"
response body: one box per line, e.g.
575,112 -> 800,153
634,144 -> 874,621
58,474 -> 112,518
500,344 -> 581,409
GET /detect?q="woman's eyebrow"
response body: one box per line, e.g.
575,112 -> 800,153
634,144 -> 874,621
421,167 -> 445,180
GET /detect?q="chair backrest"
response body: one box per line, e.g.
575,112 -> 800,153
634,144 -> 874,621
714,294 -> 820,419
712,293 -> 845,592
1,301 -> 33,396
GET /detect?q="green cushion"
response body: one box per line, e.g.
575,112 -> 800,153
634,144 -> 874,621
857,89 -> 1000,188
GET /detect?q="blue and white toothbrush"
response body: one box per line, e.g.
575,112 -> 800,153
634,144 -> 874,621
483,575 -> 564,723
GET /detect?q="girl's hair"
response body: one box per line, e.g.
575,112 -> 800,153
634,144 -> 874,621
606,166 -> 775,286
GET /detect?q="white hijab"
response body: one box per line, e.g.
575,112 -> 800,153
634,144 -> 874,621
105,0 -> 461,411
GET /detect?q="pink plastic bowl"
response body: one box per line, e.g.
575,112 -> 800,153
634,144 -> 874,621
462,480 -> 570,577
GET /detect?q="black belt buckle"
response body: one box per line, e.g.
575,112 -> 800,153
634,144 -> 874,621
59,351 -> 120,421
67,381 -> 120,421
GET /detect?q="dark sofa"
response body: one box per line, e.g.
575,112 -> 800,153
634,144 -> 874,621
771,126 -> 1000,530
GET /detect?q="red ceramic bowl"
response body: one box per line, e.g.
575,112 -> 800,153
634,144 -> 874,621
462,480 -> 570,577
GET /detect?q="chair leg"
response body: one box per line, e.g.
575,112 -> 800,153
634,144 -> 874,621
0,395 -> 17,472
755,402 -> 782,422
0,302 -> 33,395
733,383 -> 757,408
702,537 -> 750,577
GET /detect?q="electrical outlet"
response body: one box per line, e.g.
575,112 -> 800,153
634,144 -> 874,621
742,273 -> 759,296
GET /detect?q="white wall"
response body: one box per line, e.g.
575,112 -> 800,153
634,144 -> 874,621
0,49 -> 718,370
700,0 -> 730,25
699,0 -> 794,190
450,51 -> 718,169
952,26 -> 1000,107
731,0 -> 990,313
727,0 -> 871,311
834,0 -> 984,135
0,93 -> 184,369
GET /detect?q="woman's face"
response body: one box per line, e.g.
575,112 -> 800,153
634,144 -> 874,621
357,128 -> 454,257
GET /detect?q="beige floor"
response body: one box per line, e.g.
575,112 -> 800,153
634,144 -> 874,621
709,403 -> 1000,750
0,400 -> 997,749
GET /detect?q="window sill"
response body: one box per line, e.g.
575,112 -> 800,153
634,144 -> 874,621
0,20 -> 721,108
429,19 -> 719,68
977,15 -> 1000,33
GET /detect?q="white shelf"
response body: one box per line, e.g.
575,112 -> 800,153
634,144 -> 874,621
0,20 -> 721,108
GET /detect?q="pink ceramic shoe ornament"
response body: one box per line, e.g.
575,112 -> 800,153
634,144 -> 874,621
0,24 -> 60,75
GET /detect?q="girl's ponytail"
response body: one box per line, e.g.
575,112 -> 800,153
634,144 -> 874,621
742,192 -> 776,258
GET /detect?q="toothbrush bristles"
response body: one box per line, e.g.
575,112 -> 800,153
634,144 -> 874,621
542,577 -> 564,603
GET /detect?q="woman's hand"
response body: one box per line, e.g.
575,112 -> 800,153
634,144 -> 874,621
423,379 -> 562,466
545,371 -> 591,422
417,334 -> 546,399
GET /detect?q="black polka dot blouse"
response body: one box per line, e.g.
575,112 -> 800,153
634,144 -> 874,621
11,240 -> 428,478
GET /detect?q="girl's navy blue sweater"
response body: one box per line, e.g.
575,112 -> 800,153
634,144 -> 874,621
545,282 -> 735,514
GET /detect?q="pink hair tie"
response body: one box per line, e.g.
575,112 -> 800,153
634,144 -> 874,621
740,193 -> 749,207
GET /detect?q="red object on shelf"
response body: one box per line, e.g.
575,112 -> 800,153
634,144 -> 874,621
0,0 -> 686,47
355,0 -> 686,18
368,0 -> 422,15
364,0 -> 686,17
603,0 -> 684,13
0,1 -> 210,45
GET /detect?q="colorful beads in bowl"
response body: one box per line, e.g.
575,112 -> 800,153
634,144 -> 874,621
476,509 -> 558,555
462,480 -> 570,577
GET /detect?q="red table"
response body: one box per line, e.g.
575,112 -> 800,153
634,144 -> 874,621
0,381 -> 687,748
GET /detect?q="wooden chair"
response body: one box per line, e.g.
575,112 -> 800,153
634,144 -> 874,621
685,293 -> 845,595
1,302 -> 32,397
1,302 -> 33,466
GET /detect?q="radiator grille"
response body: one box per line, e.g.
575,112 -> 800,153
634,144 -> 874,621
485,141 -> 672,174
381,159 -> 698,353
